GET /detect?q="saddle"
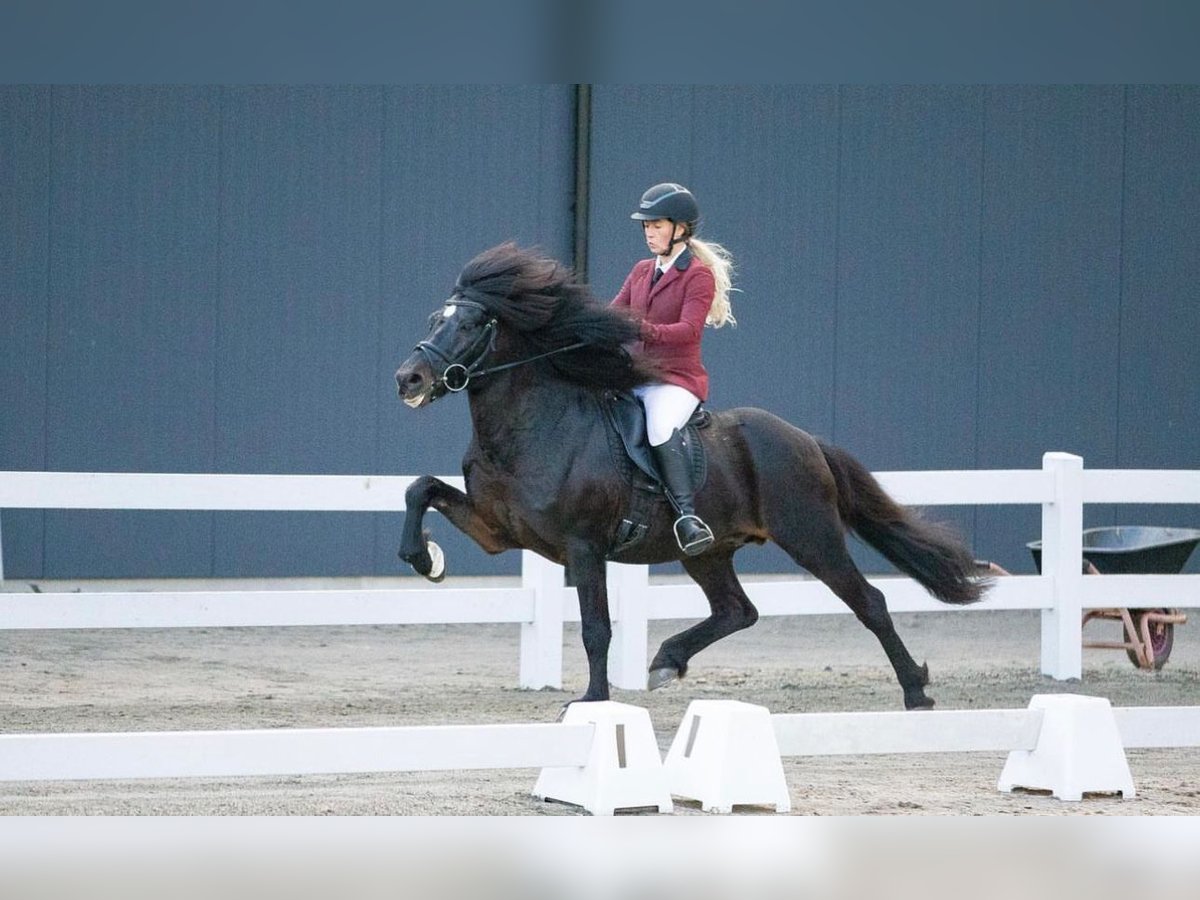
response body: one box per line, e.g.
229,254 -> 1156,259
600,390 -> 709,556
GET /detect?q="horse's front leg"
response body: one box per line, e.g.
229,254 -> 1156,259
567,543 -> 612,704
398,475 -> 512,581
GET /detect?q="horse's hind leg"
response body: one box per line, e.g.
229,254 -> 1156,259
782,528 -> 934,710
648,551 -> 759,690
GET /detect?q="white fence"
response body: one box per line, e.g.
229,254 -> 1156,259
1,452 -> 1198,690
770,705 -> 1200,756
0,722 -> 595,782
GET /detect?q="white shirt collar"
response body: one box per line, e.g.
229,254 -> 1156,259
656,242 -> 687,273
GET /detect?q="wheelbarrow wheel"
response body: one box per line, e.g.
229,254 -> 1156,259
1126,609 -> 1174,670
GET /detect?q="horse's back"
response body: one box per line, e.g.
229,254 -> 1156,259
699,406 -> 838,523
706,405 -> 827,461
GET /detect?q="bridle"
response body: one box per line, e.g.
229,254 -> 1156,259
413,297 -> 587,395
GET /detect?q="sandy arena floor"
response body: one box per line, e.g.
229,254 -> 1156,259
1,581 -> 1197,815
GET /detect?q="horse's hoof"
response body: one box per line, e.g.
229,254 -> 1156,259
905,695 -> 935,711
399,546 -> 431,578
648,667 -> 679,690
425,540 -> 446,583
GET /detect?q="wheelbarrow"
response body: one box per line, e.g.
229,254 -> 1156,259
1025,526 -> 1200,670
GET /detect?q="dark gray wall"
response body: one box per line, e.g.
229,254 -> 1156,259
3,85 -> 1198,579
1,86 -> 51,579
1,85 -> 574,578
589,85 -> 1200,574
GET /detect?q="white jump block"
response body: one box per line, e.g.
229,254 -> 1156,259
533,702 -> 672,816
663,700 -> 791,814
998,694 -> 1135,801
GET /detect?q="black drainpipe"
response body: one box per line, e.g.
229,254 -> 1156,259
572,84 -> 591,282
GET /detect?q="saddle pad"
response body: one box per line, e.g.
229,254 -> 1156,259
600,391 -> 708,491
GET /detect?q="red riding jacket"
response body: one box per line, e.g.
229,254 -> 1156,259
610,247 -> 716,401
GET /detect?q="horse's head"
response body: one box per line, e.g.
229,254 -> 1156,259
395,296 -> 500,408
397,243 -> 659,409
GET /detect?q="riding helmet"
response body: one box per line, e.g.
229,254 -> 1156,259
630,182 -> 700,227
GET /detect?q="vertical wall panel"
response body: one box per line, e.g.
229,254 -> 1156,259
588,86 -> 694,301
214,86 -> 382,576
1120,86 -> 1200,468
375,85 -> 575,575
687,86 -> 840,432
975,86 -> 1125,569
977,86 -> 1125,465
832,86 -> 984,570
690,86 -> 842,574
42,86 -> 220,578
0,86 -> 50,578
835,86 -> 984,470
1116,86 -> 1200,556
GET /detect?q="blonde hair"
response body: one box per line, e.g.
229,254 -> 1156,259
688,236 -> 737,328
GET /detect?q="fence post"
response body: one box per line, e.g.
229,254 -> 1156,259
519,550 -> 565,690
1040,452 -> 1084,679
607,562 -> 650,690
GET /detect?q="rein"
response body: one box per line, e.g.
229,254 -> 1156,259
415,298 -> 588,394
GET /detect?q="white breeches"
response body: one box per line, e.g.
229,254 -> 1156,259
634,383 -> 701,446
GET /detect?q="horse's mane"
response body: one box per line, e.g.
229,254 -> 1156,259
454,242 -> 661,392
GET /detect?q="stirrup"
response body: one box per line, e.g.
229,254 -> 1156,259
673,514 -> 714,556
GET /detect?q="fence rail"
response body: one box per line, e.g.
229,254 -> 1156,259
0,471 -> 463,511
770,705 -> 1200,757
0,588 -> 532,629
0,722 -> 594,781
772,708 -> 1045,756
2,452 -> 1198,689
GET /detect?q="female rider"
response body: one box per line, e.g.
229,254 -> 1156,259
611,182 -> 736,556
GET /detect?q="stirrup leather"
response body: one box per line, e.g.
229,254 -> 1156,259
673,514 -> 714,555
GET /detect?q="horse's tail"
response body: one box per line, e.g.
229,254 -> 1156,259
817,439 -> 987,605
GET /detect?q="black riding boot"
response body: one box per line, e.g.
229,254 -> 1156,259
652,429 -> 714,556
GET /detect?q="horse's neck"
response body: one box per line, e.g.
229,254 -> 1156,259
467,373 -> 592,461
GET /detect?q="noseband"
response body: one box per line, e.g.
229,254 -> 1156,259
414,297 -> 588,394
414,299 -> 500,393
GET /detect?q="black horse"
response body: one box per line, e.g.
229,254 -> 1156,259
395,243 -> 988,710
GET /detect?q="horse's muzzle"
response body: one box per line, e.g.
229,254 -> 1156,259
395,356 -> 434,409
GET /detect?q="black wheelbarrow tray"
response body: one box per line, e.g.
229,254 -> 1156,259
1027,526 -> 1200,670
